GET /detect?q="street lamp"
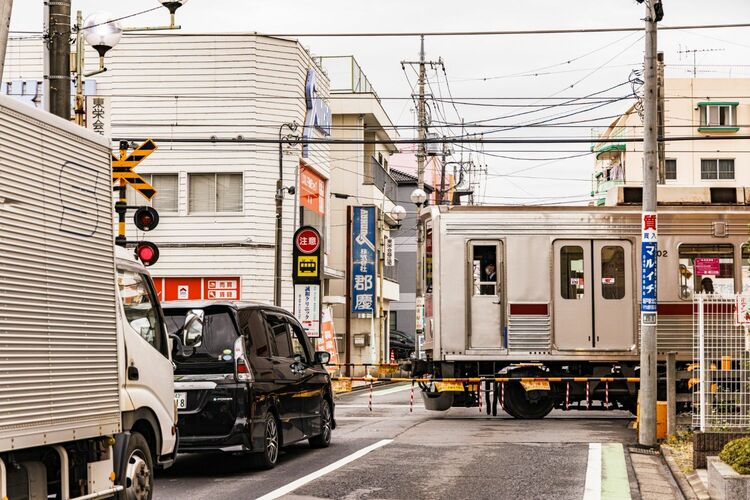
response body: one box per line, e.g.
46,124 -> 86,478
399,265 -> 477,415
274,121 -> 299,307
410,188 -> 427,207
389,205 -> 406,229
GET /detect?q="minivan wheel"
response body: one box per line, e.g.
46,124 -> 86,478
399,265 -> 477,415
253,412 -> 280,469
309,399 -> 332,449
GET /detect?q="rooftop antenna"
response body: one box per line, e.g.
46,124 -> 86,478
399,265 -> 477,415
677,46 -> 725,76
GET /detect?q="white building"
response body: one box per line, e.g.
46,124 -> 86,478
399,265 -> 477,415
592,78 -> 750,206
3,33 -> 334,309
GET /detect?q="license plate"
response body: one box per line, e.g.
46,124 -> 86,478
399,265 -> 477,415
520,380 -> 551,392
175,392 -> 187,410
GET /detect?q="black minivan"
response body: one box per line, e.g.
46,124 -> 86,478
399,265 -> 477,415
163,300 -> 335,469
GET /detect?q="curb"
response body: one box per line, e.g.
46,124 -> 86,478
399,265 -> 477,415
661,445 -> 710,500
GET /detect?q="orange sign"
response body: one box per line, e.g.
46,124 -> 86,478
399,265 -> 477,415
316,307 -> 340,375
299,164 -> 326,216
153,277 -> 240,302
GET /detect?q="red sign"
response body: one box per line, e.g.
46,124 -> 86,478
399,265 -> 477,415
295,228 -> 321,254
154,277 -> 240,301
643,214 -> 657,231
695,258 -> 720,276
299,164 -> 326,216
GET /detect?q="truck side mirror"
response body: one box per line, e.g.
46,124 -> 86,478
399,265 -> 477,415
183,309 -> 205,347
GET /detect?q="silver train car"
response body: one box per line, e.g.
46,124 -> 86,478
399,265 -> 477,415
415,204 -> 750,418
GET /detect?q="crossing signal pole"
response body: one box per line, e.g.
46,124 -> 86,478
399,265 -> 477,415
638,0 -> 662,447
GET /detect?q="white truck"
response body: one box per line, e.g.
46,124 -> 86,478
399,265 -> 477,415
0,93 -> 176,499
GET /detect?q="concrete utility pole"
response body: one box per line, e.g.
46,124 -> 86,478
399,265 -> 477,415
416,35 -> 426,326
639,0 -> 660,447
46,0 -> 71,119
0,0 -> 12,82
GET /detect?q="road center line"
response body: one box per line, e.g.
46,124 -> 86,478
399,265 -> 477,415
255,439 -> 393,500
583,443 -> 602,500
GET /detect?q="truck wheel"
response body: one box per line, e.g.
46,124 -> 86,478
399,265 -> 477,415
503,381 -> 554,419
121,432 -> 153,500
253,412 -> 280,469
309,399 -> 332,449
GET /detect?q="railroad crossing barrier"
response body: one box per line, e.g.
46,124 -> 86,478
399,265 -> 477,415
330,375 -> 641,413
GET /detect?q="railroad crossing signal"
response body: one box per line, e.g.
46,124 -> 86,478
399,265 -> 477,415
112,139 -> 158,200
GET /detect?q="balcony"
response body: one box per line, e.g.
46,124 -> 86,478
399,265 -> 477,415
365,156 -> 398,202
315,56 -> 380,102
591,126 -> 626,159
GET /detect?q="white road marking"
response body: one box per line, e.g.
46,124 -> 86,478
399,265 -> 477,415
255,439 -> 393,500
583,442 -> 602,500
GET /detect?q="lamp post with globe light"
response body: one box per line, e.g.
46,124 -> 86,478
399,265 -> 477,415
410,188 -> 428,359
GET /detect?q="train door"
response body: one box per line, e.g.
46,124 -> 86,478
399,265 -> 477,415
593,241 -> 633,349
553,241 -> 593,349
553,240 -> 633,350
468,241 -> 504,349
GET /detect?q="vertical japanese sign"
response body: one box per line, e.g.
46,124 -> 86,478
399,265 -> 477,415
641,212 -> 658,325
317,307 -> 340,375
351,206 -> 376,314
294,284 -> 320,337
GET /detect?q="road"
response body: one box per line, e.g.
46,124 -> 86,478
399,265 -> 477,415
155,383 -> 678,499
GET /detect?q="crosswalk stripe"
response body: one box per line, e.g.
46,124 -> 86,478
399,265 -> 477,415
583,443 -> 602,500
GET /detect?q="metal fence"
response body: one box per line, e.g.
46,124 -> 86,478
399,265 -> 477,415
693,294 -> 750,431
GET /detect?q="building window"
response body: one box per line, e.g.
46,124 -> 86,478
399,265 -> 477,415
700,104 -> 736,128
700,159 -> 734,180
126,173 -> 178,212
188,173 -> 242,213
665,159 -> 677,181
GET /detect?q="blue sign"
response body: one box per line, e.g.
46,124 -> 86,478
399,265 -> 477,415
302,68 -> 332,158
641,241 -> 658,313
351,206 -> 376,314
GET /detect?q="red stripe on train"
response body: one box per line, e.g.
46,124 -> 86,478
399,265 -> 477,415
658,303 -> 735,315
509,303 -> 549,315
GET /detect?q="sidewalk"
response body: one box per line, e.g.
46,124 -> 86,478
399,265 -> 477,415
630,451 -> 684,499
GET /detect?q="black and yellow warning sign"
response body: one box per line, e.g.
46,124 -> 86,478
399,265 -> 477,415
293,226 -> 322,284
112,139 -> 158,200
297,256 -> 319,278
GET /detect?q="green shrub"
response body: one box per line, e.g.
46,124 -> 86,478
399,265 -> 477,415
719,437 -> 750,475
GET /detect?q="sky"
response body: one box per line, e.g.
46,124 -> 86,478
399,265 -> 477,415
8,0 -> 750,204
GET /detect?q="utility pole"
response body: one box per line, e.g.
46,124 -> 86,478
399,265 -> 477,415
657,52 -> 665,184
639,0 -> 661,448
0,0 -> 12,82
46,0 -> 71,119
415,35 -> 427,349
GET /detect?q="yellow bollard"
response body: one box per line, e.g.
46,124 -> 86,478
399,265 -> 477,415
656,401 -> 668,439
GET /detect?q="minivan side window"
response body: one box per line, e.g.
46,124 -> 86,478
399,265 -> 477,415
288,320 -> 310,364
266,313 -> 292,358
117,268 -> 165,356
239,309 -> 271,357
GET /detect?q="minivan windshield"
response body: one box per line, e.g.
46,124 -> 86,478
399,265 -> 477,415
164,307 -> 239,373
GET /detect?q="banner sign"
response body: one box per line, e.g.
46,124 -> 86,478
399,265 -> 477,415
317,307 -> 340,374
351,206 -> 376,314
384,236 -> 395,267
641,212 -> 658,325
299,164 -> 326,216
294,284 -> 320,337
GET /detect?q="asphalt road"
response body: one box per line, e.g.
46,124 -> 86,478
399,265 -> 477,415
155,384 -> 649,500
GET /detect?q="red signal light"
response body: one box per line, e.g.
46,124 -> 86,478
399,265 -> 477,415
134,206 -> 159,231
134,241 -> 160,266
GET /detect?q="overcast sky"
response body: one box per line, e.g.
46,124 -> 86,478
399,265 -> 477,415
9,1 -> 750,204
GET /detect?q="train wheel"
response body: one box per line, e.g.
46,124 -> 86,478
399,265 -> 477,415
503,381 -> 554,419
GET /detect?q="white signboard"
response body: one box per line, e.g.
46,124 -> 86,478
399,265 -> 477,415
294,284 -> 321,337
415,296 -> 425,334
384,237 -> 395,267
736,295 -> 750,325
177,285 -> 189,300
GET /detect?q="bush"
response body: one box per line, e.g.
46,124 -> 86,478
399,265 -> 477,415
719,437 -> 750,475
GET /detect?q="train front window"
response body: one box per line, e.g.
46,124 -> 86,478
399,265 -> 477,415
742,244 -> 750,293
561,246 -> 585,300
678,244 -> 734,299
472,245 -> 497,296
601,246 -> 625,300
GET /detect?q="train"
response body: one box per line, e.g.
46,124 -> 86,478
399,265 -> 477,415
413,202 -> 750,418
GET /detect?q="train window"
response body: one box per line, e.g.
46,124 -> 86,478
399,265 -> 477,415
742,244 -> 750,294
472,245 -> 497,296
601,246 -> 625,300
561,246 -> 585,300
678,244 -> 734,299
